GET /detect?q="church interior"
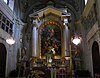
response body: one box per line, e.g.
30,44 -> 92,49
0,0 -> 100,78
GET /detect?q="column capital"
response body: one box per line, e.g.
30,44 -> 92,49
32,23 -> 38,27
32,19 -> 38,28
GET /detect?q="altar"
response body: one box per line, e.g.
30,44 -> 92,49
27,56 -> 71,78
16,5 -> 73,78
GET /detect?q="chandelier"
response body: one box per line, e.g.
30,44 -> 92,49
6,36 -> 15,45
72,36 -> 81,45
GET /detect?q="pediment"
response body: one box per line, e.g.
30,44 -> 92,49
29,6 -> 63,18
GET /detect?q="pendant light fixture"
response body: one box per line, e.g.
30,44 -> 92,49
6,36 -> 15,45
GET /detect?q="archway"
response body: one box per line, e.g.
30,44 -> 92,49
92,41 -> 100,76
0,43 -> 7,77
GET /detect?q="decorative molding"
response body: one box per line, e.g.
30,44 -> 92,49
81,6 -> 97,34
24,0 -> 79,21
32,23 -> 38,28
0,0 -> 14,21
21,0 -> 30,13
86,22 -> 98,41
0,28 -> 10,40
0,0 -> 24,26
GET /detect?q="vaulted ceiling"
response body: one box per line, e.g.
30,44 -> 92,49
21,0 -> 80,12
20,0 -> 85,21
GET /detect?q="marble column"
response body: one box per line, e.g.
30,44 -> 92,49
32,20 -> 37,57
65,25 -> 70,56
62,26 -> 67,57
62,24 -> 69,57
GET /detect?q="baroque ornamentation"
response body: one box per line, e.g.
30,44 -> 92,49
21,0 -> 30,12
82,6 -> 97,34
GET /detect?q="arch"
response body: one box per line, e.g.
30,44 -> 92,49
0,43 -> 7,77
26,1 -> 78,20
92,41 -> 100,76
55,1 -> 78,19
38,20 -> 63,32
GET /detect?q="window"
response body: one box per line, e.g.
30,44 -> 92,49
2,16 -> 6,23
85,0 -> 88,5
6,26 -> 9,32
1,23 -> 5,30
9,29 -> 12,34
10,23 -> 13,29
4,0 -> 8,4
3,0 -> 14,11
7,20 -> 9,26
0,11 -> 13,34
9,0 -> 14,10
